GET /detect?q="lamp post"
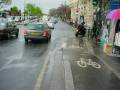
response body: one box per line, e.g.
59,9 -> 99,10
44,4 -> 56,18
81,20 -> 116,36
75,0 -> 80,27
64,0 -> 67,21
0,0 -> 3,17
24,0 -> 26,21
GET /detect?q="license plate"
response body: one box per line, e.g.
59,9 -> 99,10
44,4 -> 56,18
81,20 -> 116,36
31,32 -> 41,36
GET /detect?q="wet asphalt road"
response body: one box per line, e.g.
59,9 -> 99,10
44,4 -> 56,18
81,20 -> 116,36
0,21 -> 74,90
63,49 -> 120,90
63,38 -> 120,90
42,31 -> 120,90
71,55 -> 120,90
1,21 -> 120,90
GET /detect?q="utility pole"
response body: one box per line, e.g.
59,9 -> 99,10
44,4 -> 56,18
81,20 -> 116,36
24,0 -> 26,21
77,0 -> 79,11
64,0 -> 67,21
0,0 -> 3,9
75,0 -> 80,27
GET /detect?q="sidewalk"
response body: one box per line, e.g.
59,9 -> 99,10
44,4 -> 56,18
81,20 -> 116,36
41,36 -> 120,90
88,39 -> 120,79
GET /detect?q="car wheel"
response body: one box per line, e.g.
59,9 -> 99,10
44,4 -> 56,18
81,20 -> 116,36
16,32 -> 19,38
49,35 -> 51,40
47,35 -> 51,42
6,33 -> 10,40
25,38 -> 28,43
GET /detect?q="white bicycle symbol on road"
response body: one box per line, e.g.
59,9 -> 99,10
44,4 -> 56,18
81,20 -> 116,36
76,58 -> 101,69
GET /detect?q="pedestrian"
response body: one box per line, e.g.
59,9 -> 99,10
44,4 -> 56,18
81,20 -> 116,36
114,20 -> 120,54
92,21 -> 100,45
75,22 -> 86,37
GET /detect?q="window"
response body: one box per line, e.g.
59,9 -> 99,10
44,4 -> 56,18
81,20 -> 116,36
26,24 -> 44,31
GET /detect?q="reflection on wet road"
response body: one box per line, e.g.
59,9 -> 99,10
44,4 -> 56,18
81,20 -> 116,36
0,38 -> 49,90
0,21 -> 74,90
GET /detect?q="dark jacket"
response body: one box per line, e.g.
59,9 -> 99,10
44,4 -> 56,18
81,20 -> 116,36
77,24 -> 86,36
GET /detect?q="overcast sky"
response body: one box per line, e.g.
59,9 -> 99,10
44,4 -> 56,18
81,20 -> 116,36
4,0 -> 68,14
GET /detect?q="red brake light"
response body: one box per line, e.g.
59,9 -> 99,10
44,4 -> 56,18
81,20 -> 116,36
43,31 -> 49,36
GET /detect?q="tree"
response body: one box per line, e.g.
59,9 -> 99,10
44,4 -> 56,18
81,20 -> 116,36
49,4 -> 71,19
25,3 -> 43,16
10,6 -> 19,15
32,6 -> 43,16
58,5 -> 71,19
49,8 -> 57,16
25,3 -> 34,15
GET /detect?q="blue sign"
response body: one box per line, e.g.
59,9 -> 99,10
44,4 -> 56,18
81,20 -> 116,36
110,0 -> 120,10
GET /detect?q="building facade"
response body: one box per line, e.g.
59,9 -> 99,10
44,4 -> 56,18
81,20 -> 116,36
69,0 -> 94,27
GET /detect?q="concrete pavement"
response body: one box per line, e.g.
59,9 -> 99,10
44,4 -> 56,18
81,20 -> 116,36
90,40 -> 120,79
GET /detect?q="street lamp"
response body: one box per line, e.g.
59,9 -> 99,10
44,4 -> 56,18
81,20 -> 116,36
24,0 -> 26,21
64,0 -> 67,21
75,0 -> 80,26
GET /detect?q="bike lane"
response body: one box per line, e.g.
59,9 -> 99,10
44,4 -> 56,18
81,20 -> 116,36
62,38 -> 120,90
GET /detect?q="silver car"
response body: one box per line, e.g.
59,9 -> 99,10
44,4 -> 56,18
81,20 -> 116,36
47,21 -> 54,29
24,22 -> 51,43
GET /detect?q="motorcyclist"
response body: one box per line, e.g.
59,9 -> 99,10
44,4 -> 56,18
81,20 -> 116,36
75,22 -> 86,37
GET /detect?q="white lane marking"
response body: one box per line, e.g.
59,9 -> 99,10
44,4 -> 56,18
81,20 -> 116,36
76,58 -> 101,69
62,42 -> 80,49
62,42 -> 67,48
34,52 -> 50,90
64,60 -> 75,90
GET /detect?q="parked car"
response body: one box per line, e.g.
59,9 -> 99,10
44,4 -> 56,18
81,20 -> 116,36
49,18 -> 58,24
7,17 -> 13,22
47,21 -> 54,29
14,16 -> 20,22
24,22 -> 51,43
23,20 -> 30,25
0,21 -> 19,39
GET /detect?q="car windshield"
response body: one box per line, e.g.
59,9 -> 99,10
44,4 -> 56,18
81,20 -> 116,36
26,24 -> 44,30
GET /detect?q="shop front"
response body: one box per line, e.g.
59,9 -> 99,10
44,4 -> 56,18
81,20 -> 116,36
102,9 -> 120,56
